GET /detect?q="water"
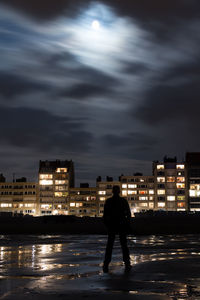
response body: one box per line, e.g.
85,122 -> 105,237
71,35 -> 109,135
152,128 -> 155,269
1,234 -> 200,299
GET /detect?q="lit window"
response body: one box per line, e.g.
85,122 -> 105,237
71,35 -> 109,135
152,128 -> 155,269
177,196 -> 185,201
39,179 -> 53,185
56,168 -> 67,173
190,184 -> 200,190
1,203 -> 12,207
157,165 -> 164,170
55,180 -> 67,185
149,196 -> 154,200
24,203 -> 34,207
177,202 -> 185,208
176,183 -> 185,189
139,196 -> 148,200
70,203 -> 75,207
140,203 -> 148,207
149,202 -> 154,208
99,197 -> 105,201
157,177 -> 165,183
40,174 -> 53,179
177,177 -> 185,183
122,190 -> 127,196
41,204 -> 52,209
176,164 -> 184,169
98,191 -> 106,195
128,184 -> 137,188
157,190 -> 165,195
149,190 -> 154,194
139,190 -> 147,194
167,177 -> 175,182
167,196 -> 175,201
158,202 -> 165,208
140,179 -> 144,182
54,192 -> 63,197
122,184 -> 127,188
128,190 -> 137,195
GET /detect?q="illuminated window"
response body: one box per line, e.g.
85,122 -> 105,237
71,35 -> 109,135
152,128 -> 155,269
139,196 -> 148,200
177,196 -> 185,201
122,184 -> 127,188
39,179 -> 53,185
55,186 -> 67,191
98,191 -> 106,195
167,196 -> 175,201
157,165 -> 164,170
140,179 -> 144,182
56,168 -> 67,173
140,203 -> 148,207
41,204 -> 52,209
139,190 -> 147,194
40,174 -> 53,179
128,184 -> 137,188
76,203 -> 83,207
149,196 -> 154,200
149,202 -> 154,208
190,184 -> 200,190
177,202 -> 185,208
158,202 -> 165,208
176,183 -> 185,189
54,192 -> 63,197
70,203 -> 75,207
128,190 -> 137,195
177,177 -> 185,183
157,177 -> 165,183
149,190 -> 154,194
55,180 -> 67,185
1,203 -> 12,207
189,190 -> 200,197
24,203 -> 34,207
100,197 -> 105,201
122,190 -> 127,196
167,177 -> 175,182
157,190 -> 165,195
176,164 -> 184,169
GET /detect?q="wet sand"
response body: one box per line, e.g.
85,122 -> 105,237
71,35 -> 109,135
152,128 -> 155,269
1,234 -> 200,299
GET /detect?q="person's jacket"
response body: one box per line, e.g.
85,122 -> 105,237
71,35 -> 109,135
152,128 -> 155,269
103,195 -> 131,233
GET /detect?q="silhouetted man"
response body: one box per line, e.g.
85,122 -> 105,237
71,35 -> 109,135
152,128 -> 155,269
103,185 -> 131,273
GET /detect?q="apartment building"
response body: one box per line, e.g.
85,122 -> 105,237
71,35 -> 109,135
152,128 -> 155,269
38,160 -> 74,215
119,174 -> 155,214
0,177 -> 38,215
69,184 -> 97,217
153,157 -> 187,211
186,152 -> 200,211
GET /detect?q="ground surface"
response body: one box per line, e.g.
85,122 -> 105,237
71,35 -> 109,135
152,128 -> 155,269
1,234 -> 200,299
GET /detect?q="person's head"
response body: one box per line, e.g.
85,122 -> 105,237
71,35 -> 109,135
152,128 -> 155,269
112,185 -> 120,196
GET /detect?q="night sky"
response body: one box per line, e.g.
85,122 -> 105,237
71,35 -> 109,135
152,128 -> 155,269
1,0 -> 200,184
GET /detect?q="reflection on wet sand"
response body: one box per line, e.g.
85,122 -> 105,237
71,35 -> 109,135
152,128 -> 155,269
1,235 -> 200,298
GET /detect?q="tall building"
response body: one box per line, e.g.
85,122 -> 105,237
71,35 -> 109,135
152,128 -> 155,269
38,160 -> 74,215
153,157 -> 187,211
185,152 -> 200,211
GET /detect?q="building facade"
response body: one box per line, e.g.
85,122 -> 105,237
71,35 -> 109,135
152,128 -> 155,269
0,154 -> 200,216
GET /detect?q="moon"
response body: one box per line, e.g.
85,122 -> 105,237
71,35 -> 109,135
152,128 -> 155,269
92,20 -> 100,30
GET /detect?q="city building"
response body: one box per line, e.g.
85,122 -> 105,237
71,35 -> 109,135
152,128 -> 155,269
0,177 -> 38,215
153,156 -> 187,211
0,153 -> 200,217
38,160 -> 74,215
186,152 -> 200,211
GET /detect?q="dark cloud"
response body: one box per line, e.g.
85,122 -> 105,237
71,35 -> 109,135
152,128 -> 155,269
0,106 -> 93,152
102,132 -> 158,159
61,83 -> 112,99
122,61 -> 150,75
0,72 -> 48,99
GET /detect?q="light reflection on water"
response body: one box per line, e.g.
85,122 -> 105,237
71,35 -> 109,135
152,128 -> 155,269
0,235 -> 200,298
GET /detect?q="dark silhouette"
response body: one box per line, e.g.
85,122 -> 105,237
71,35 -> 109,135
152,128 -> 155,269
103,185 -> 131,273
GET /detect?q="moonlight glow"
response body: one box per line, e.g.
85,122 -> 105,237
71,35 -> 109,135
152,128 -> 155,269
92,20 -> 100,30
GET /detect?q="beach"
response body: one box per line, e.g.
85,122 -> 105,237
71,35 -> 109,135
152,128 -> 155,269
1,234 -> 200,299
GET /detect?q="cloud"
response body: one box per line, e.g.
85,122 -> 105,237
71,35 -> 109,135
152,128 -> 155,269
0,106 -> 93,152
61,83 -> 112,99
0,72 -> 49,99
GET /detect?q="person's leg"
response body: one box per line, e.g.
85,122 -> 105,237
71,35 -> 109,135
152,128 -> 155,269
119,233 -> 131,268
103,233 -> 115,272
